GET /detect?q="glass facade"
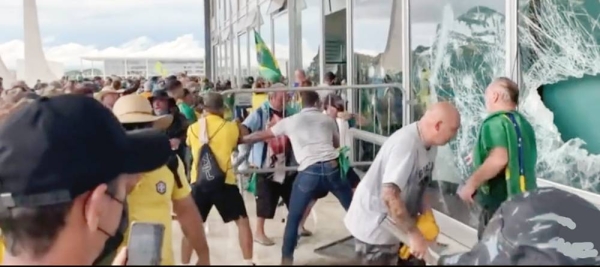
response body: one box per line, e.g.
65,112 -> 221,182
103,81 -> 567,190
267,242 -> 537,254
209,0 -> 600,237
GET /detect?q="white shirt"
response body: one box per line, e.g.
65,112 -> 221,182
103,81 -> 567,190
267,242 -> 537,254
270,107 -> 339,171
344,123 -> 437,245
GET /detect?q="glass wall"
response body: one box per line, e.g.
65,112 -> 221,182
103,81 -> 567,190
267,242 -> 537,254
249,28 -> 257,77
240,32 -> 249,81
259,1 -> 272,50
410,0 -> 506,228
231,36 -> 239,87
299,0 -> 322,84
273,12 -> 290,79
518,0 -> 600,193
352,0 -> 404,163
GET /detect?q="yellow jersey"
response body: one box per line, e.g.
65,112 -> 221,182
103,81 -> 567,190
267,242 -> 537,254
120,156 -> 191,265
186,114 -> 239,185
251,93 -> 268,111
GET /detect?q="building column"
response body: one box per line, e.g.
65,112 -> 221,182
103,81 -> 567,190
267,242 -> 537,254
204,0 -> 212,79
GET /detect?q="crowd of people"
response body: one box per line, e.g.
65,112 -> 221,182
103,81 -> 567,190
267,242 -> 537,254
0,70 -> 598,266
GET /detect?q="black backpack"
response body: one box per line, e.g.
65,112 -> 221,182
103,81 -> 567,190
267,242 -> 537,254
195,117 -> 227,192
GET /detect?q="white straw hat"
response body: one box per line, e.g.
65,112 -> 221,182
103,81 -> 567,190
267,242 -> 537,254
112,94 -> 173,130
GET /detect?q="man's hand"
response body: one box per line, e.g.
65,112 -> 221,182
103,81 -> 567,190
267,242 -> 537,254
169,138 -> 181,150
408,232 -> 429,260
458,182 -> 476,205
111,247 -> 127,265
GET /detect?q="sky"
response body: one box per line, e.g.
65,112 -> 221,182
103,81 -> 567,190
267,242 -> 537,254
0,0 -> 206,69
0,0 -> 505,71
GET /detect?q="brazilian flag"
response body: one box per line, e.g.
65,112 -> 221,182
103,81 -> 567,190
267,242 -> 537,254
254,30 -> 282,83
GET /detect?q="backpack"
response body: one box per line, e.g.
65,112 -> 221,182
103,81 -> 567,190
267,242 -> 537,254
195,116 -> 227,192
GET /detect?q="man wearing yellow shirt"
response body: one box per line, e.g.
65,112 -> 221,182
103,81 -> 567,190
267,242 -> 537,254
184,92 -> 254,265
112,94 -> 210,265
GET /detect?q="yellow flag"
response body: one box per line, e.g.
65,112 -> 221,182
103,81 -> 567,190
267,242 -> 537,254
154,61 -> 169,77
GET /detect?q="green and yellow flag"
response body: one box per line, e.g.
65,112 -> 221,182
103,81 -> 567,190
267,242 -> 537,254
254,30 -> 282,83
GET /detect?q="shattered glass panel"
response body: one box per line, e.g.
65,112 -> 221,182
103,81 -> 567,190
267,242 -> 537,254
410,0 -> 506,227
519,0 -> 600,192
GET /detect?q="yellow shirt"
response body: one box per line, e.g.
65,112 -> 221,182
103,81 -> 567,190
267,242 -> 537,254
252,93 -> 268,111
121,156 -> 191,265
0,237 -> 4,264
186,114 -> 239,185
140,91 -> 152,99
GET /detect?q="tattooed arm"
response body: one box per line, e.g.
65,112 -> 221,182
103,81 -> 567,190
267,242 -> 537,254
380,142 -> 423,236
381,183 -> 418,235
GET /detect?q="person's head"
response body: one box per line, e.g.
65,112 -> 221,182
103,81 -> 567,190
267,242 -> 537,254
294,69 -> 306,83
96,86 -> 123,110
111,80 -> 121,90
202,92 -> 225,117
418,101 -> 461,147
0,95 -> 171,265
325,71 -> 336,84
300,90 -> 320,109
267,83 -> 289,111
72,82 -> 96,97
182,88 -> 194,105
113,94 -> 174,133
301,80 -> 313,87
484,77 -> 519,113
149,90 -> 172,116
323,93 -> 345,117
2,84 -> 28,104
143,81 -> 152,92
165,79 -> 184,99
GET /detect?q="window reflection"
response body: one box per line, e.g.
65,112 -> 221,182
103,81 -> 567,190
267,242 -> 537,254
410,0 -> 506,228
299,0 -> 321,84
249,30 -> 258,76
273,12 -> 289,78
240,32 -> 249,81
352,0 -> 404,163
259,1 -> 272,51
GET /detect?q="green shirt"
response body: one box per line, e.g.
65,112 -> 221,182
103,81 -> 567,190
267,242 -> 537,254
474,111 -> 537,212
177,102 -> 197,122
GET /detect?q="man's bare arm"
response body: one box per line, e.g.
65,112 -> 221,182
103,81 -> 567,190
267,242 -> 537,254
381,183 -> 418,234
467,147 -> 508,188
241,129 -> 275,144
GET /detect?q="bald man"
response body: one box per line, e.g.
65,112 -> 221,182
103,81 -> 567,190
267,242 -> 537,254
344,102 -> 460,265
458,77 -> 537,240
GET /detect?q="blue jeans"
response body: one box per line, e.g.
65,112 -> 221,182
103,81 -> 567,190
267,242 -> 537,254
281,160 -> 354,261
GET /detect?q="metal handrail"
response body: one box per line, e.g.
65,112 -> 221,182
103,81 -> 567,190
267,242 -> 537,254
233,161 -> 372,174
219,83 -> 407,95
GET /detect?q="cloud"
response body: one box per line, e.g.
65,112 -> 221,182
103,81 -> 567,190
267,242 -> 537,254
0,33 -> 321,74
0,0 -> 204,48
0,34 -> 206,70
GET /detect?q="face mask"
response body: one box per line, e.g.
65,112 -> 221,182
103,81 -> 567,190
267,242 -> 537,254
92,202 -> 129,265
155,109 -> 170,116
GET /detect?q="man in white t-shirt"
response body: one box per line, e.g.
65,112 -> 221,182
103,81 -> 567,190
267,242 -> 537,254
243,90 -> 352,265
344,102 -> 460,265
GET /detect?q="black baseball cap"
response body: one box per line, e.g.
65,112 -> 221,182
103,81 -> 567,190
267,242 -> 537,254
0,95 -> 171,209
439,187 -> 600,265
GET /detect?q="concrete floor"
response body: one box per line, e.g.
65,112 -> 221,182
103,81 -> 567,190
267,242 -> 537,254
170,192 -> 467,265
171,192 -> 351,265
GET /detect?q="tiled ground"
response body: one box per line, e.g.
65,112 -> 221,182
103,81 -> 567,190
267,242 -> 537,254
170,192 -> 467,265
